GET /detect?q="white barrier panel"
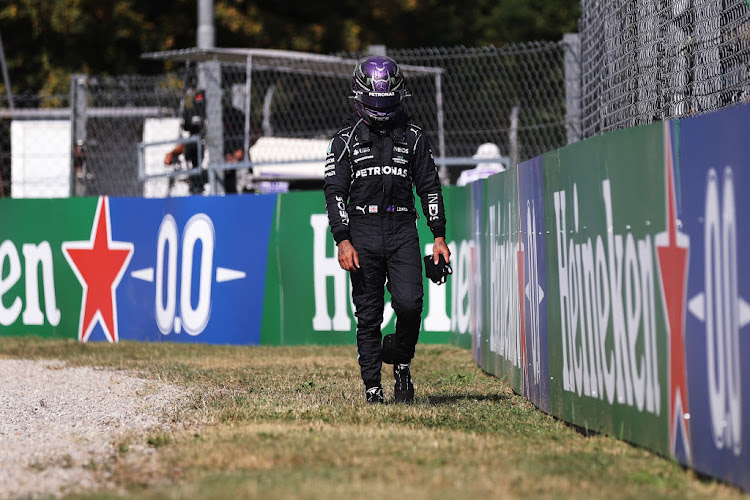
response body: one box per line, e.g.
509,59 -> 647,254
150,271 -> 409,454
11,120 -> 71,198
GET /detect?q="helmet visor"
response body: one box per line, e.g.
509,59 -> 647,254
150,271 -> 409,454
353,90 -> 403,110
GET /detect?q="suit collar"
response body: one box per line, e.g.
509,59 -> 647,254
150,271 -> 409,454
348,111 -> 408,144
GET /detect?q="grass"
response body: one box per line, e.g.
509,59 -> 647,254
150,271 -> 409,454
0,337 -> 746,499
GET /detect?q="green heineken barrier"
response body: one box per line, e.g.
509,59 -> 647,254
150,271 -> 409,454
481,167 -> 522,393
454,121 -> 675,456
544,124 -> 668,450
260,189 -> 454,346
445,185 -> 474,350
0,197 -> 97,339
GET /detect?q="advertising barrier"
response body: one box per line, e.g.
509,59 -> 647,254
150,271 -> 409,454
111,195 -> 277,345
260,189 -> 457,345
460,105 -> 750,490
0,195 -> 276,345
483,167 -> 522,392
517,156 -> 550,413
0,196 -> 96,339
0,189 -> 457,346
547,123 -> 668,452
678,105 -> 750,488
445,186 -> 474,351
469,179 -> 485,365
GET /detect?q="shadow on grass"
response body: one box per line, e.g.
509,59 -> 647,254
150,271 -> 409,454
423,393 -> 510,405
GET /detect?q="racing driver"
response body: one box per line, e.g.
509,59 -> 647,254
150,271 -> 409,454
324,55 -> 450,404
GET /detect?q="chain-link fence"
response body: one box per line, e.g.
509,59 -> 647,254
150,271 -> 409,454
382,43 -> 572,165
71,74 -> 180,197
579,0 -> 750,138
139,42 -> 572,193
1,42 -> 574,197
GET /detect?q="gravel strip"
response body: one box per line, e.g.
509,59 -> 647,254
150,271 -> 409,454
0,359 -> 188,499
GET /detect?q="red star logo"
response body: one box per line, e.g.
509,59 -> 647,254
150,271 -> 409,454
62,197 -> 133,343
655,121 -> 691,462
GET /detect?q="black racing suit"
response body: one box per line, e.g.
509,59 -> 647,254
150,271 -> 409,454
324,113 -> 446,389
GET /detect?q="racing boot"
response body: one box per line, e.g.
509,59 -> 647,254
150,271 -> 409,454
366,386 -> 384,404
394,363 -> 414,403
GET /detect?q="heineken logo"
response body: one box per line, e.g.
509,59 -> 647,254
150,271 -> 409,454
554,179 -> 661,413
488,202 -> 521,368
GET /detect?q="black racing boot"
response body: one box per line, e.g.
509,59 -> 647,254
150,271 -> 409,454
394,364 -> 414,403
366,386 -> 384,404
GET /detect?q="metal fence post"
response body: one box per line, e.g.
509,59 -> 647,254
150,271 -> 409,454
70,74 -> 88,197
563,33 -> 582,144
435,71 -> 447,184
0,31 -> 14,111
509,106 -> 519,170
200,61 -> 223,194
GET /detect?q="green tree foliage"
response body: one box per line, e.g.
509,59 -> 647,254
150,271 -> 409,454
0,0 -> 579,98
0,0 -> 195,98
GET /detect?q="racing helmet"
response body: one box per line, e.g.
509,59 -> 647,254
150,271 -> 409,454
351,56 -> 410,127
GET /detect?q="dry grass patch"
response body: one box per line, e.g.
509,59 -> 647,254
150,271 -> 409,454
2,337 -> 747,500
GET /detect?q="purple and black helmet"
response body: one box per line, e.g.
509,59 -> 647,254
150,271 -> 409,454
351,56 -> 410,127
